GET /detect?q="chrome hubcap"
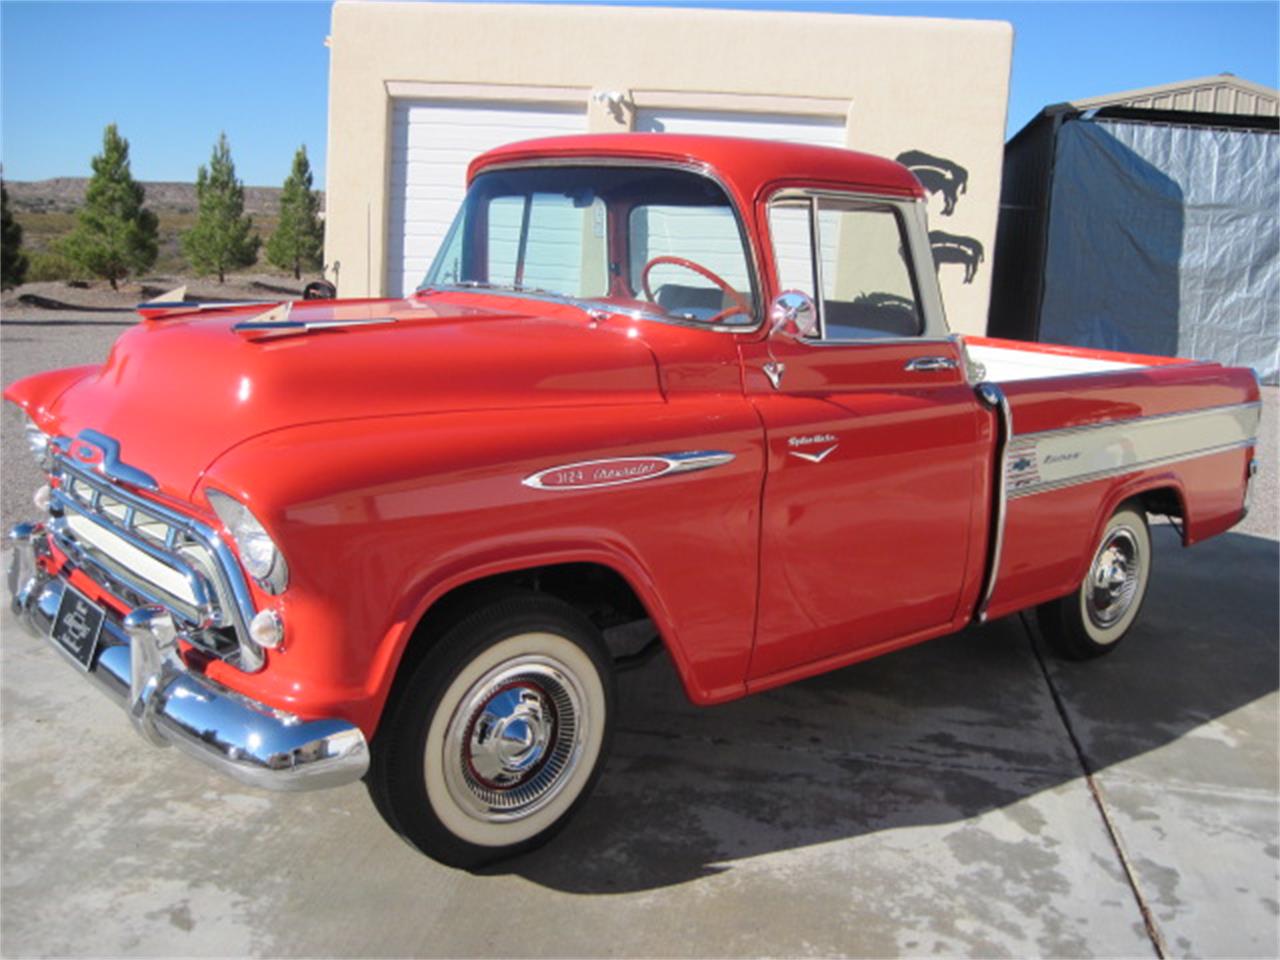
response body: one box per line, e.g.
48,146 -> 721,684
467,684 -> 554,787
1087,527 -> 1141,629
442,654 -> 585,823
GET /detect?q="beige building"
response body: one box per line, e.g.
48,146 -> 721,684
324,1 -> 1012,334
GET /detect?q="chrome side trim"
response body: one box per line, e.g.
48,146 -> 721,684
1008,439 -> 1256,499
1005,402 -> 1260,499
6,528 -> 368,792
975,383 -> 1011,624
1013,401 -> 1261,443
522,450 -> 735,491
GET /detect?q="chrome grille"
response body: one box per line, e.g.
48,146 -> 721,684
48,458 -> 263,669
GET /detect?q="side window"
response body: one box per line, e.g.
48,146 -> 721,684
816,202 -> 922,339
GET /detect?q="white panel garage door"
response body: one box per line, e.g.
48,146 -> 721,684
634,108 -> 848,296
386,100 -> 587,297
633,107 -> 846,147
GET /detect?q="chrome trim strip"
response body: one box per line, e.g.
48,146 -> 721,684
450,157 -> 765,334
522,450 -> 735,491
1004,402 -> 1260,500
233,316 -> 398,334
793,335 -> 958,349
1007,439 -> 1256,500
140,299 -> 272,311
52,455 -> 265,672
1013,401 -> 1261,443
6,529 -> 368,793
809,195 -> 827,340
975,383 -> 1011,624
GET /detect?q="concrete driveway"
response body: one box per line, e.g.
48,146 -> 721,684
1,529 -> 1275,957
2,320 -> 1277,957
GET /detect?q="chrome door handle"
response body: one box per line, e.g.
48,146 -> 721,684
904,356 -> 958,372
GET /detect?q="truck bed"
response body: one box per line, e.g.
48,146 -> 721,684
966,336 -> 1190,383
968,336 -> 1259,624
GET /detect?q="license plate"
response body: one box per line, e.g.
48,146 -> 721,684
51,587 -> 105,671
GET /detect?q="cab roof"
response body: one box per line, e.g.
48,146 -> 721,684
469,133 -> 925,204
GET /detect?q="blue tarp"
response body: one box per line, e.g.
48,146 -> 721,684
1040,118 -> 1279,384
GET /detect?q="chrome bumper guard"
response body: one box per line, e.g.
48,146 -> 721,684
7,522 -> 368,792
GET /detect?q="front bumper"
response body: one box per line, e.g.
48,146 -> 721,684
7,522 -> 369,792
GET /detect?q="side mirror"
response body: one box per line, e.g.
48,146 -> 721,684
769,291 -> 818,340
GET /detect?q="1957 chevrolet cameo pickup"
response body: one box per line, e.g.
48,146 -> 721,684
6,135 -> 1262,867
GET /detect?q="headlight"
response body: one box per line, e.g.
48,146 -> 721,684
206,489 -> 288,592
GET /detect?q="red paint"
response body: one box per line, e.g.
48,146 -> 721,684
2,135 -> 1259,739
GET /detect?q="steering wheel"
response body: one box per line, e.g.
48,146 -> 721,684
640,256 -> 752,325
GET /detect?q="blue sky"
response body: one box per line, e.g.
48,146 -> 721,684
1,0 -> 1276,186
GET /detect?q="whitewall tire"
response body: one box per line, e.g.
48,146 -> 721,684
368,593 -> 615,868
1037,505 -> 1153,660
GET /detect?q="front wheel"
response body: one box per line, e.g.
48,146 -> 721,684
1036,505 -> 1153,660
368,593 -> 614,868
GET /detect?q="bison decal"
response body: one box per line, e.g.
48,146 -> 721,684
895,150 -> 969,216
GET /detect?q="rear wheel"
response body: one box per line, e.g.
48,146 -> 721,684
368,593 -> 614,868
1037,505 -> 1152,660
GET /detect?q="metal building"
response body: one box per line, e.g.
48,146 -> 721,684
988,75 -> 1280,382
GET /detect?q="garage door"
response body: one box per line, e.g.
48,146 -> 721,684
386,100 -> 587,297
633,107 -> 846,147
634,108 -> 848,297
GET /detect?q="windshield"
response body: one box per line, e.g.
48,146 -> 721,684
422,165 -> 758,327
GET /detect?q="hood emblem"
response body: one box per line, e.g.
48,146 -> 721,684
523,451 -> 735,491
59,429 -> 159,492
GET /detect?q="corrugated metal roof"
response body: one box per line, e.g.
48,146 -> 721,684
1063,74 -> 1278,118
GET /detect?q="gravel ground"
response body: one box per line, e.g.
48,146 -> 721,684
0,274 -> 311,321
2,315 -> 1274,538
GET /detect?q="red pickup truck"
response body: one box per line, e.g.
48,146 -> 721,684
6,135 -> 1261,867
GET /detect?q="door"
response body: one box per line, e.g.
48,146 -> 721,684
745,193 -> 987,681
386,99 -> 588,297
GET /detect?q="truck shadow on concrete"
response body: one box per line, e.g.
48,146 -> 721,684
498,528 -> 1278,892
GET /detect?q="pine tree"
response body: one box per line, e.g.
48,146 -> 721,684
182,133 -> 260,282
59,124 -> 158,290
1,182 -> 29,289
265,146 -> 324,280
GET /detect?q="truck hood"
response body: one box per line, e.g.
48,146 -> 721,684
29,295 -> 665,501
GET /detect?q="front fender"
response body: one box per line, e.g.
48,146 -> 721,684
3,365 -> 100,428
198,401 -> 764,736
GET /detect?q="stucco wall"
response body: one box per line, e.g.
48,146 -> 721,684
326,1 -> 1012,334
